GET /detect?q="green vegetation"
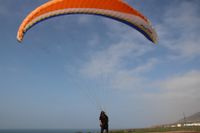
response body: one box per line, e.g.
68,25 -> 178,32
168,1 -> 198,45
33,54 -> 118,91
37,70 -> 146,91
110,126 -> 200,133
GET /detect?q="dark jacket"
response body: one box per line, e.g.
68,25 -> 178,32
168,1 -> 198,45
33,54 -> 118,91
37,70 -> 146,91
99,112 -> 109,128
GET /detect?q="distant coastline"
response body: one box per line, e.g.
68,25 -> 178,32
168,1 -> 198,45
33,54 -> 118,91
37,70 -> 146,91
0,129 -> 99,133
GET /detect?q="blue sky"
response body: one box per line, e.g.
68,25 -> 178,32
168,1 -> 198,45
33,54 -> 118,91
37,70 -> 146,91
0,0 -> 200,129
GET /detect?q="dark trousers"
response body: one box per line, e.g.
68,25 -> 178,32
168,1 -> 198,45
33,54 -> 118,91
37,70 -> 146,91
101,126 -> 108,133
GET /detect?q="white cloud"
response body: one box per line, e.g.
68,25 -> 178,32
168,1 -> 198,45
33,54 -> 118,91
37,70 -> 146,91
81,37 -> 153,77
80,28 -> 156,91
158,1 -> 200,60
164,1 -> 200,30
110,71 -> 143,91
159,70 -> 200,98
131,58 -> 158,74
123,70 -> 200,125
110,58 -> 158,91
141,70 -> 200,123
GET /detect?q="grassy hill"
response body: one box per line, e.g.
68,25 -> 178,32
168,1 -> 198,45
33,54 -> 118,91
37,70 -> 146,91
109,112 -> 200,133
111,126 -> 200,133
178,112 -> 200,123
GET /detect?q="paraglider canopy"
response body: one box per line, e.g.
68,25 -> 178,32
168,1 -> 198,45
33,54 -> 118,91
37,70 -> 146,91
17,0 -> 158,43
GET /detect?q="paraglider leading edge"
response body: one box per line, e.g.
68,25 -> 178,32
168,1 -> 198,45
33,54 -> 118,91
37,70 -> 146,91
17,0 -> 158,44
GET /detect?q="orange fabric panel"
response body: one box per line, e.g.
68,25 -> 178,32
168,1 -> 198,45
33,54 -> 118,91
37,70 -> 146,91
17,0 -> 156,43
22,0 -> 148,29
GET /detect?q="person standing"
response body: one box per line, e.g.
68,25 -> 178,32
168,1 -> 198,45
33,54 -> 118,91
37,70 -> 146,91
99,111 -> 109,133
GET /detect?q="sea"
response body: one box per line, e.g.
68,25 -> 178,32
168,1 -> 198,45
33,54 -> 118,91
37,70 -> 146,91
0,129 -> 99,133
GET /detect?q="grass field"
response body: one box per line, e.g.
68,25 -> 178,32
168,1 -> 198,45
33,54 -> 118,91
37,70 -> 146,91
110,126 -> 200,133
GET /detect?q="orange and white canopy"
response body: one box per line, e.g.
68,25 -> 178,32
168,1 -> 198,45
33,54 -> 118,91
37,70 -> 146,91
17,0 -> 158,43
